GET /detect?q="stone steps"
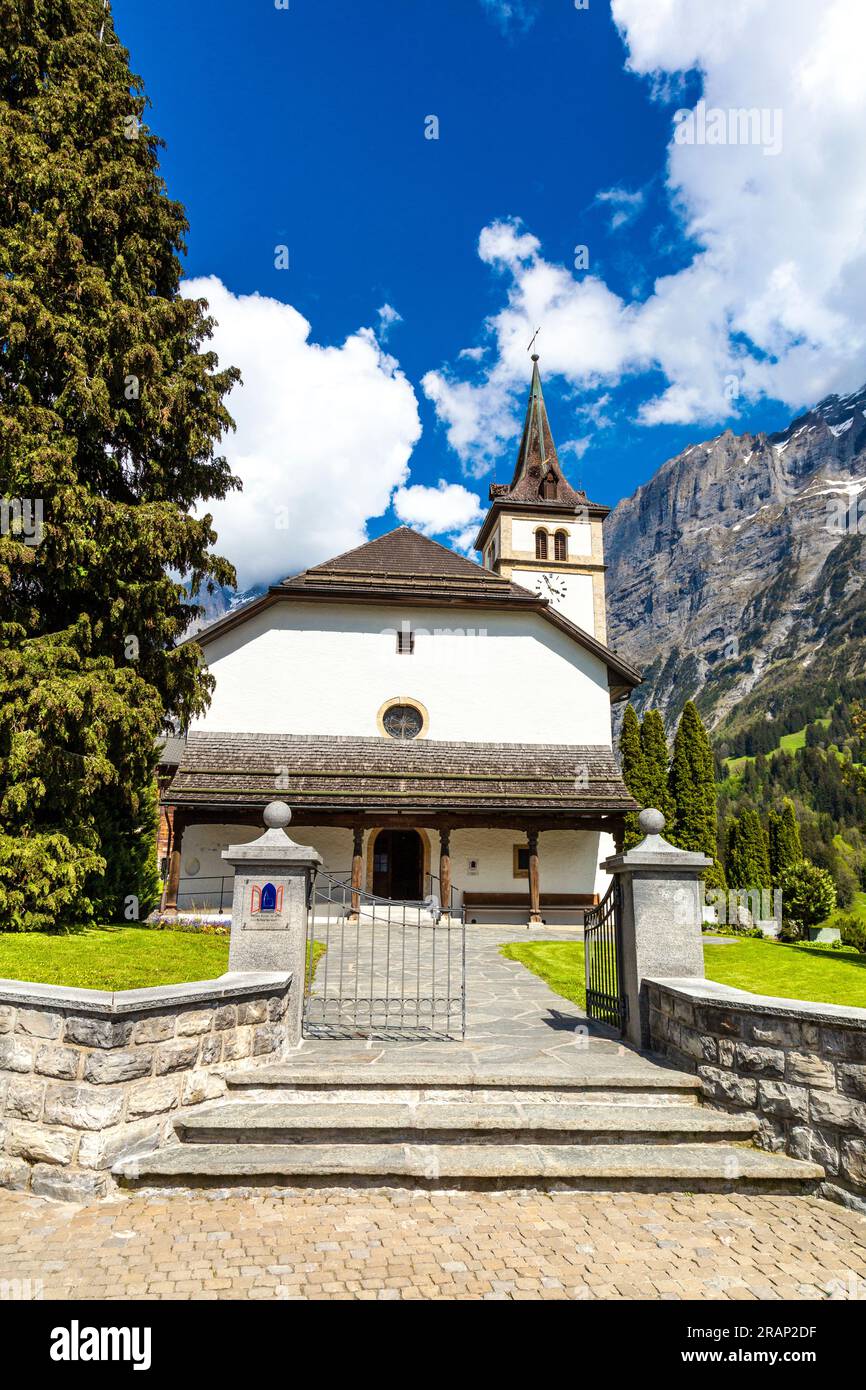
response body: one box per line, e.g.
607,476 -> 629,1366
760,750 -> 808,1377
114,1139 -> 822,1191
112,1059 -> 824,1194
223,1064 -> 703,1107
175,1100 -> 759,1146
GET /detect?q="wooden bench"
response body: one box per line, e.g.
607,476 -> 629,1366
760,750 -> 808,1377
461,891 -> 598,924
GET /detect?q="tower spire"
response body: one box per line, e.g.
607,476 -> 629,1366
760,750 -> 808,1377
510,352 -> 560,490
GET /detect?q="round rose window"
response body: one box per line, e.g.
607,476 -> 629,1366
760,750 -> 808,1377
382,704 -> 423,740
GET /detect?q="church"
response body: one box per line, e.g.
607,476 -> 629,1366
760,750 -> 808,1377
158,357 -> 641,925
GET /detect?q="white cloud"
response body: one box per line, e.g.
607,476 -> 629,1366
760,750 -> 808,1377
182,277 -> 421,589
426,0 -> 866,453
377,302 -> 403,338
594,186 -> 647,231
478,0 -> 539,36
392,480 -> 484,542
560,438 -> 592,462
423,220 -> 638,471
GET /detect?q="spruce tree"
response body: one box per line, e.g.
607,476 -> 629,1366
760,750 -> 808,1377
768,798 -> 802,881
618,704 -> 648,849
668,701 -> 725,889
0,2 -> 239,928
640,709 -> 675,827
726,809 -> 771,891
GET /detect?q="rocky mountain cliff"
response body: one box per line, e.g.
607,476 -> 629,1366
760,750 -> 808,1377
605,386 -> 866,746
182,581 -> 266,637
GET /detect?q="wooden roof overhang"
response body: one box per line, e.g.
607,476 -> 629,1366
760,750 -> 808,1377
164,733 -> 638,830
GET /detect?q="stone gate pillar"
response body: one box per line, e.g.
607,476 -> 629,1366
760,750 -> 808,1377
223,802 -> 322,1047
601,808 -> 712,1050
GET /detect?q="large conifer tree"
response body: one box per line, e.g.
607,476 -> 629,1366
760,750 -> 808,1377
768,798 -> 803,882
618,704 -> 648,849
639,709 -> 675,827
0,1 -> 239,928
725,809 -> 771,891
668,701 -> 725,889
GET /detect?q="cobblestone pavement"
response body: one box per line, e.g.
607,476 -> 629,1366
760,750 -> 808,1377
1,1187 -> 865,1300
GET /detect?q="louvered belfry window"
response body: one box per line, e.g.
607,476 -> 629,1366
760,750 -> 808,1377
535,530 -> 548,560
554,530 -> 568,561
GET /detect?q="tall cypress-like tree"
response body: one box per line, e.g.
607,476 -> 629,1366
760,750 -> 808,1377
0,2 -> 239,928
618,704 -> 648,849
726,809 -> 771,891
640,709 -> 675,827
668,701 -> 725,889
768,798 -> 802,882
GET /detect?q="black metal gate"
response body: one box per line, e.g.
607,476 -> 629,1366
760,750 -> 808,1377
584,880 -> 628,1032
303,870 -> 466,1041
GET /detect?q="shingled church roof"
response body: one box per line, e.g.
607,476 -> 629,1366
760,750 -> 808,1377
168,732 -> 637,814
279,526 -> 520,597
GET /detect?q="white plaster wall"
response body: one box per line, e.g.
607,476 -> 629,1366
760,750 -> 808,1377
594,832 -> 615,897
511,570 -> 596,636
511,518 -> 592,556
192,601 -> 613,745
451,828 -> 604,905
176,817 -> 355,906
179,823 -> 354,896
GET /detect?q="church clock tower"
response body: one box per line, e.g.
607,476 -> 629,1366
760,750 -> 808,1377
474,355 -> 610,642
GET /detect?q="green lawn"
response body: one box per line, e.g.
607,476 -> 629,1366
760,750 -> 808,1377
502,936 -> 866,1011
818,888 -> 866,933
702,937 -> 866,1006
0,929 -> 327,993
723,718 -> 830,775
501,941 -> 589,1011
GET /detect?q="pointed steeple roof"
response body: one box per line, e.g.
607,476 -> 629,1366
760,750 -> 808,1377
510,354 -> 561,488
487,355 -> 598,509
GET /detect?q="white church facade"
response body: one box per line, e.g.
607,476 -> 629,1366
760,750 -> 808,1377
159,357 -> 641,925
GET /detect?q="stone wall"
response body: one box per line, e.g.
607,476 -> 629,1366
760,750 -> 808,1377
648,977 -> 866,1211
0,971 -> 291,1201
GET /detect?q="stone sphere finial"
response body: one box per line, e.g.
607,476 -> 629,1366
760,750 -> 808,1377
638,807 -> 665,836
263,801 -> 292,830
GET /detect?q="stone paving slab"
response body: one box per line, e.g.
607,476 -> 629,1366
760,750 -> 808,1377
178,1100 -> 756,1138
291,927 -> 676,1081
115,1139 -> 823,1184
1,1187 -> 864,1300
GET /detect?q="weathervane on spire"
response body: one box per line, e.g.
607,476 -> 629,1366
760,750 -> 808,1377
527,326 -> 541,359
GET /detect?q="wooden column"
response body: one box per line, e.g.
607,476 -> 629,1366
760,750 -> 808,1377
527,829 -> 542,925
162,809 -> 186,915
439,828 -> 452,916
349,826 -> 364,921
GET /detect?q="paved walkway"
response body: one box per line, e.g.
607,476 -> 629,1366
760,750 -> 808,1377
301,924 -> 653,1077
1,1187 -> 865,1300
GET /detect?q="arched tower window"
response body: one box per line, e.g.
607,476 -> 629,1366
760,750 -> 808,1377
554,530 -> 568,562
535,530 -> 548,560
542,472 -> 557,500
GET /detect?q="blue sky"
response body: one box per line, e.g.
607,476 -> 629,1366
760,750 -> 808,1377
112,0 -> 866,587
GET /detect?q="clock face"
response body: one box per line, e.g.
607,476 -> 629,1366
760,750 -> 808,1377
535,573 -> 567,602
